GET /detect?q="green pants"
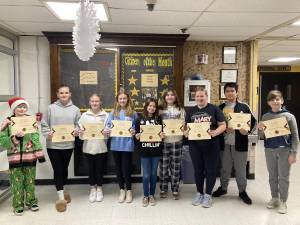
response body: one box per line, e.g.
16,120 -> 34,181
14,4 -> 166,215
9,166 -> 38,211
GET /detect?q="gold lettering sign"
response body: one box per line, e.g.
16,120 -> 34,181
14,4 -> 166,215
158,57 -> 172,67
125,57 -> 140,66
143,57 -> 156,67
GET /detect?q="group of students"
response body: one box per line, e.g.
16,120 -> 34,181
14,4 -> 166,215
0,82 -> 298,216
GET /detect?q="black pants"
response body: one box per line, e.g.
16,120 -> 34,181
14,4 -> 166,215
112,151 -> 132,190
189,139 -> 220,195
47,148 -> 73,191
85,153 -> 107,186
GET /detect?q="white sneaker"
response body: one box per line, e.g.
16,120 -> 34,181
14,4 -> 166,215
278,201 -> 287,214
96,190 -> 104,202
266,198 -> 279,209
202,194 -> 212,208
125,190 -> 133,203
192,192 -> 203,206
89,190 -> 97,203
118,189 -> 126,203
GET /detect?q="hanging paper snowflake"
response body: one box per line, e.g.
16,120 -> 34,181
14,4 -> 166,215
72,0 -> 100,61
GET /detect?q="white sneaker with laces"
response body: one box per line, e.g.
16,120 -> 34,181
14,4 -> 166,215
125,190 -> 133,203
192,192 -> 203,206
89,190 -> 97,203
96,190 -> 104,202
202,194 -> 212,208
278,201 -> 287,214
118,189 -> 126,203
266,198 -> 279,209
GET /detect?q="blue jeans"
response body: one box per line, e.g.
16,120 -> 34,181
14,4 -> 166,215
141,157 -> 160,197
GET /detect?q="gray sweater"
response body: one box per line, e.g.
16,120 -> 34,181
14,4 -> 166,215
41,100 -> 81,150
259,109 -> 299,154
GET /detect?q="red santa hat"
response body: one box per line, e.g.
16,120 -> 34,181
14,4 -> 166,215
8,97 -> 29,112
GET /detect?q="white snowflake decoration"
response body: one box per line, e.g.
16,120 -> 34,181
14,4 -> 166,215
72,0 -> 100,61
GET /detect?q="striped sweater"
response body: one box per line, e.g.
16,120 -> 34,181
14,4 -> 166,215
0,120 -> 45,168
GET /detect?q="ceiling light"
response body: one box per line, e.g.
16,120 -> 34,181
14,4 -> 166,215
268,57 -> 300,62
292,20 -> 300,26
45,1 -> 109,21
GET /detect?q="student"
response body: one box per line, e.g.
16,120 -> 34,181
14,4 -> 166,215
105,89 -> 137,203
159,89 -> 185,200
185,88 -> 226,208
213,83 -> 256,205
258,90 -> 299,214
78,94 -> 108,203
135,98 -> 164,207
41,84 -> 81,212
0,97 -> 45,216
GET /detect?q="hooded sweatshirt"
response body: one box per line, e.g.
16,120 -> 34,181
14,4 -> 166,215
41,100 -> 81,150
259,108 -> 299,154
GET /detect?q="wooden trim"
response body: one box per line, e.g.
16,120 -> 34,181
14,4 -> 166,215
49,44 -> 59,102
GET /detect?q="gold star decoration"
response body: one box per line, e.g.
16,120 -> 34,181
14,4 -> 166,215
160,75 -> 170,85
134,101 -> 140,106
128,75 -> 138,85
130,87 -> 140,97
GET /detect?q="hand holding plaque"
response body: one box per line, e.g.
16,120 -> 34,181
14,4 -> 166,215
140,125 -> 162,142
187,122 -> 211,140
262,117 -> 291,139
11,116 -> 38,135
81,123 -> 105,140
162,119 -> 184,136
110,120 -> 132,137
227,113 -> 251,131
51,124 -> 75,143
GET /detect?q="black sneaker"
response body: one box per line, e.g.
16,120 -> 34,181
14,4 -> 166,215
239,191 -> 252,205
212,186 -> 227,197
29,204 -> 39,211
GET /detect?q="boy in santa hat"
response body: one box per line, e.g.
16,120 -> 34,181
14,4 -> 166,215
0,97 -> 45,216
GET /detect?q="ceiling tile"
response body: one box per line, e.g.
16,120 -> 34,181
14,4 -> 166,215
101,24 -> 180,34
109,8 -> 199,26
263,27 -> 300,37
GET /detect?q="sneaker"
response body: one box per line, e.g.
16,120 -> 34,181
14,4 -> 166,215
239,191 -> 252,205
142,196 -> 149,207
212,186 -> 227,197
160,191 -> 167,199
14,208 -> 24,216
125,190 -> 133,203
89,190 -> 97,203
149,195 -> 156,206
29,204 -> 39,212
278,201 -> 287,214
202,194 -> 212,208
192,192 -> 203,206
96,190 -> 104,202
266,198 -> 279,209
118,189 -> 126,203
172,192 -> 180,200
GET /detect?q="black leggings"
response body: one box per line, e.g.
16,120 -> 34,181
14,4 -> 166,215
189,139 -> 220,195
85,153 -> 107,186
112,151 -> 132,190
47,148 -> 73,191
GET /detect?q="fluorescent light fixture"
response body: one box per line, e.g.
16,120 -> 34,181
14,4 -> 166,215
292,20 -> 300,26
45,1 -> 109,21
268,57 -> 300,62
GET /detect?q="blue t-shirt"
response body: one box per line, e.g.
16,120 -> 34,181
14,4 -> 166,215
105,110 -> 137,152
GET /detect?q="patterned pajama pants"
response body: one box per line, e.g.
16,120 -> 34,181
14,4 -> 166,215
9,166 -> 38,211
159,142 -> 182,193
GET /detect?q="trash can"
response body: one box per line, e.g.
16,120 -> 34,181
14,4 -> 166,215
181,145 -> 195,184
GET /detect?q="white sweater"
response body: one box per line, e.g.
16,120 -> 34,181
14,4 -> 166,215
78,109 -> 108,155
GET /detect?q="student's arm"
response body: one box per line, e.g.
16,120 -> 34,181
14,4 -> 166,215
257,114 -> 266,140
209,107 -> 226,137
245,104 -> 257,134
288,114 -> 299,155
41,106 -> 52,137
31,132 -> 46,163
0,127 -> 12,149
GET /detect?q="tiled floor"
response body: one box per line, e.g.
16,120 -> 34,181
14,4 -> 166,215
1,141 -> 300,225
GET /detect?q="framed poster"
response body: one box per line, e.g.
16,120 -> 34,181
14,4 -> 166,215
223,46 -> 237,64
219,85 -> 226,100
184,80 -> 211,107
220,69 -> 238,83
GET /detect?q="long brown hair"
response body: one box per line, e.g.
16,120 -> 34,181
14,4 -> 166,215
160,89 -> 182,110
113,89 -> 135,117
143,98 -> 159,120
